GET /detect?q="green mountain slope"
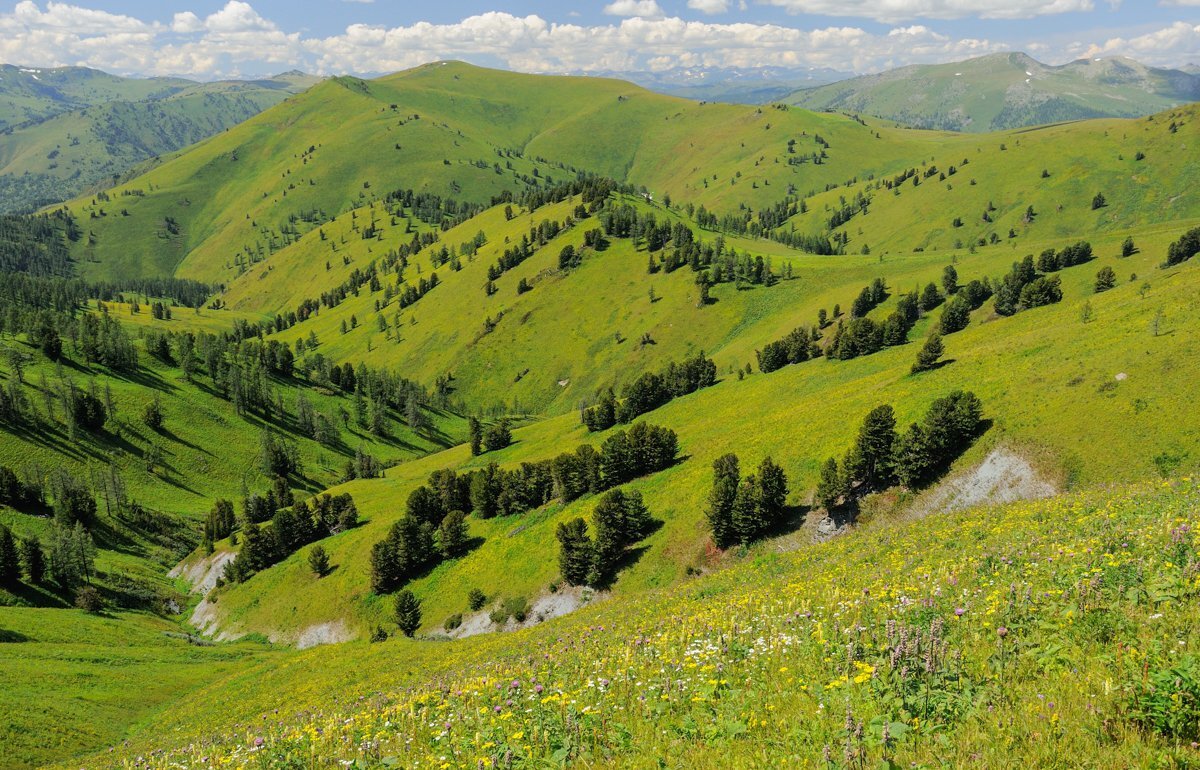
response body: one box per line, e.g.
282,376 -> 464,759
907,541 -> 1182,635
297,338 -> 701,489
60,61 -> 932,283
788,52 -> 1200,132
0,67 -> 320,213
2,62 -> 1200,770
59,479 -> 1200,769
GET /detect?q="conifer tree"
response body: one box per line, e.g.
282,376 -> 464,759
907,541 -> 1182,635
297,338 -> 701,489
816,457 -> 843,510
20,536 -> 44,584
912,332 -> 945,373
0,524 -> 19,584
438,510 -> 468,557
393,589 -> 422,637
556,517 -> 593,586
308,545 -> 330,577
706,454 -> 740,548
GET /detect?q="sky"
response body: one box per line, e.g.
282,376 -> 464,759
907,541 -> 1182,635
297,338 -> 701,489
0,1 -> 1196,80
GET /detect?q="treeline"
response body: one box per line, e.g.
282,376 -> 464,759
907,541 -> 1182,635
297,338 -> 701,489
0,519 -> 96,596
582,352 -> 716,431
370,422 -> 678,593
816,391 -> 984,509
0,211 -> 76,277
223,492 -> 359,584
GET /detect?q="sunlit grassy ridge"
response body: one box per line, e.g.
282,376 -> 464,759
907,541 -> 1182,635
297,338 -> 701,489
61,478 -> 1200,769
199,220 -> 1200,644
783,104 -> 1199,255
58,61 -> 940,284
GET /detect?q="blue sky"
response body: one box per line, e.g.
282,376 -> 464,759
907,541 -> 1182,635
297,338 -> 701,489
0,1 -> 1195,79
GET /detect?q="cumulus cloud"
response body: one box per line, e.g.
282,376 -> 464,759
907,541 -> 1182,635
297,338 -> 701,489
603,0 -> 665,18
0,1 -> 1192,81
687,0 -> 731,13
761,0 -> 1095,22
1070,21 -> 1200,66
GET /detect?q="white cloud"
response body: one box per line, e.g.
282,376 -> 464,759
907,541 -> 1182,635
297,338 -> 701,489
1069,21 -> 1200,66
760,0 -> 1095,23
0,1 -> 1190,81
603,1 -> 665,18
688,0 -> 731,13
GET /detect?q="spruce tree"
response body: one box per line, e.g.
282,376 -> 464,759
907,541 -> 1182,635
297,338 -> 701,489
1094,266 -> 1117,293
438,510 -> 468,557
912,333 -> 945,374
844,405 -> 897,491
308,545 -> 330,577
816,457 -> 843,510
393,589 -> 422,637
730,476 -> 762,545
756,456 -> 789,527
0,525 -> 19,584
590,490 -> 627,584
20,536 -> 44,584
942,265 -> 959,295
556,517 -> 593,586
706,454 -> 740,548
468,417 -> 482,456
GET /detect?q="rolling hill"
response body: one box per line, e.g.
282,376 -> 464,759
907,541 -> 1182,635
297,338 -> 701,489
788,52 -> 1200,132
1,61 -> 1200,769
0,66 -> 319,213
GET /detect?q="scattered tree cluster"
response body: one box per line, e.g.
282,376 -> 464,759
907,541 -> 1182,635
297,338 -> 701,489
557,488 -> 654,587
705,455 -> 789,548
582,352 -> 716,431
817,392 -> 984,509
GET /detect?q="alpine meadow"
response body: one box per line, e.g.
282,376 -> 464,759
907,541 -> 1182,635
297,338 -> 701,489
2,3 -> 1200,768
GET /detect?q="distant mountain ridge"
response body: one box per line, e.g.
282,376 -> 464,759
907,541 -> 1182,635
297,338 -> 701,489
605,65 -> 852,104
787,52 -> 1200,131
0,64 -> 320,212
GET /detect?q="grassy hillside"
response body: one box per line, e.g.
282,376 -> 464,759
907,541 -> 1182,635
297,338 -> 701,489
59,61 -> 937,284
196,218 -> 1200,647
27,477 -> 1200,769
779,103 -> 1200,255
2,63 -> 1200,769
789,52 -> 1200,131
0,71 -> 320,213
0,65 -> 193,131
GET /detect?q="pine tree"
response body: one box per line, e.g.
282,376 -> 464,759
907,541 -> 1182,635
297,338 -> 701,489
438,510 -> 468,557
20,536 -> 44,584
912,333 -> 945,374
393,589 -> 422,637
0,524 -> 19,584
706,454 -> 740,548
590,490 -> 628,584
815,457 -> 843,510
468,417 -> 482,456
755,456 -> 788,527
1094,266 -> 1117,293
556,517 -> 593,586
308,545 -> 330,577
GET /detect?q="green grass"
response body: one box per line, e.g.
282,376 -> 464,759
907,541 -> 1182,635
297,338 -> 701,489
45,478 -> 1200,769
0,607 -> 274,770
57,62 -> 939,284
5,63 -> 1200,769
0,69 -> 319,213
197,218 -> 1200,645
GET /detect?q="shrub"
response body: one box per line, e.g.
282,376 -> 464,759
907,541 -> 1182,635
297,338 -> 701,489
75,585 -> 104,613
443,613 -> 463,632
467,588 -> 487,611
1128,656 -> 1200,741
